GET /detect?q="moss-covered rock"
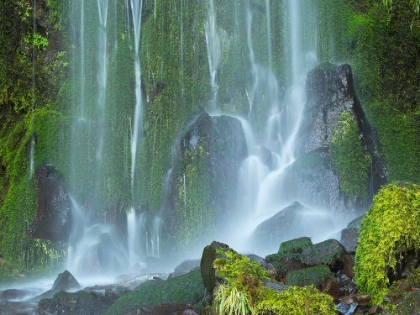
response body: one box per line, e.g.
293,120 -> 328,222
285,265 -> 332,289
355,182 -> 420,305
38,290 -> 112,315
105,268 -> 205,315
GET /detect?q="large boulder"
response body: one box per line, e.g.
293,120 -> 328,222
51,270 -> 82,292
162,110 -> 248,256
252,201 -> 334,253
281,152 -> 351,212
295,63 -> 386,207
29,164 -> 71,242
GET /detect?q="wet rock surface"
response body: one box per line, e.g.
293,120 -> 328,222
253,201 -> 334,251
51,270 -> 81,292
29,164 -> 72,242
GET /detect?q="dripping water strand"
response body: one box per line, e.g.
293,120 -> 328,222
29,0 -> 37,180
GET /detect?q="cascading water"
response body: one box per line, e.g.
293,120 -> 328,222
205,0 -> 220,110
127,0 -> 144,267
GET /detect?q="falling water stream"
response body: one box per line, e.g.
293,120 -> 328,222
60,0 -> 351,280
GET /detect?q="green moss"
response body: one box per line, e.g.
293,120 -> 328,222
105,268 -> 205,315
278,237 -> 313,254
285,265 -> 331,288
330,111 -> 370,200
355,183 -> 420,305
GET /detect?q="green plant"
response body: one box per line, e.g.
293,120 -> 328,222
213,249 -> 336,315
214,284 -> 250,315
355,183 -> 420,305
254,286 -> 336,315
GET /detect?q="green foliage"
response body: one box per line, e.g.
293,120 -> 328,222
214,284 -> 250,315
105,269 -> 204,315
213,249 -> 336,315
355,183 -> 420,305
254,285 -> 336,315
330,111 -> 370,200
285,266 -> 331,288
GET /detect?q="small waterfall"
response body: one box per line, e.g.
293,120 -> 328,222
29,0 -> 37,180
205,0 -> 220,110
95,0 -> 109,161
130,0 -> 144,190
126,0 -> 144,268
79,0 -> 86,120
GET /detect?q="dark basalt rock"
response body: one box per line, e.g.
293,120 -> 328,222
51,270 -> 81,292
37,290 -> 112,315
29,163 -> 71,242
282,152 -> 350,213
252,201 -> 334,253
296,63 -> 387,207
340,228 -> 359,253
200,241 -> 231,296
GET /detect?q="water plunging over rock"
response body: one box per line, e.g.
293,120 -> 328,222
30,164 -> 71,242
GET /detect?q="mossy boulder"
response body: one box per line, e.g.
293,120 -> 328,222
301,239 -> 346,271
285,265 -> 332,289
105,268 -> 205,315
265,237 -> 312,278
37,290 -> 112,315
200,241 -> 231,296
355,183 -> 420,305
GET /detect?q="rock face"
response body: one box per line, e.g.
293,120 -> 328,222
253,201 -> 334,253
282,152 -> 350,212
290,63 -> 386,211
297,63 -> 360,155
162,110 -> 248,256
29,164 -> 72,242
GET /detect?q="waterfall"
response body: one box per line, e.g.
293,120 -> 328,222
130,0 -> 143,190
205,0 -> 220,110
126,0 -> 144,267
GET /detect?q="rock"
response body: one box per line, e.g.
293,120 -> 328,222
341,254 -> 355,279
301,239 -> 346,271
347,215 -> 364,230
105,268 -> 204,315
338,294 -> 371,306
340,228 -> 359,253
253,201 -> 334,253
282,152 -> 352,213
0,289 -> 32,301
164,112 -> 248,256
29,163 -> 72,242
296,63 -> 386,206
285,265 -> 332,290
51,270 -> 81,292
265,237 -> 312,279
37,290 -> 112,315
200,241 -> 231,295
171,259 -> 201,278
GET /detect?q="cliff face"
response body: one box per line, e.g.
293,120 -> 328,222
1,0 -> 420,280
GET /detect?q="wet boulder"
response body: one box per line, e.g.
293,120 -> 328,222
164,110 -> 248,256
200,241 -> 231,295
295,63 -> 386,208
301,239 -> 346,271
282,152 -> 351,213
252,202 -> 334,253
29,164 -> 71,242
51,270 -> 81,292
37,290 -> 112,315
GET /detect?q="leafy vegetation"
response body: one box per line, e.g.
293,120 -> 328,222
355,183 -> 420,305
213,248 -> 336,315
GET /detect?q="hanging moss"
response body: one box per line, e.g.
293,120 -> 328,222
330,111 -> 370,200
355,182 -> 420,305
